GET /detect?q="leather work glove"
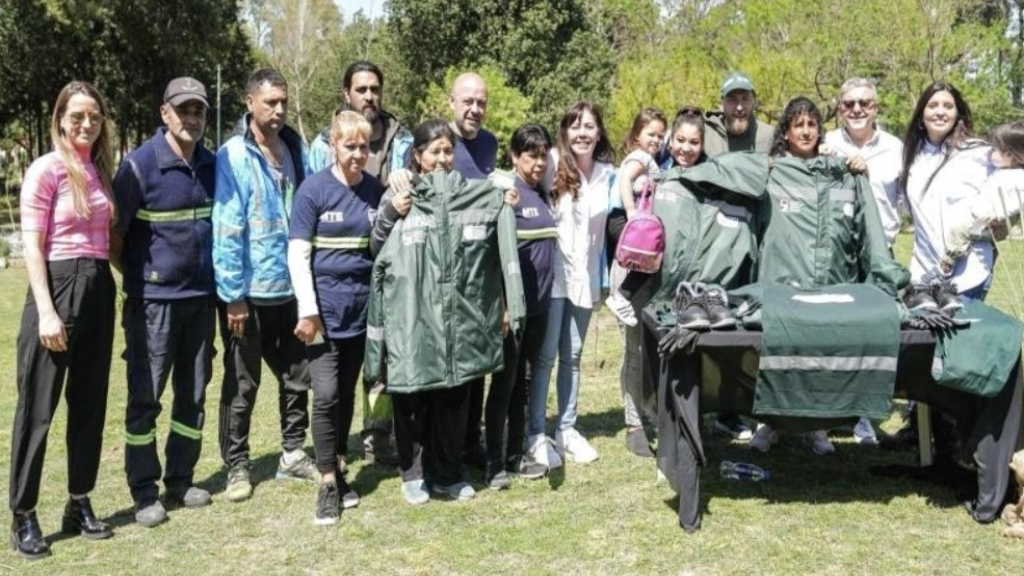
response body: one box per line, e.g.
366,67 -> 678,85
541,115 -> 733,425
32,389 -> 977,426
657,326 -> 701,358
906,308 -> 968,331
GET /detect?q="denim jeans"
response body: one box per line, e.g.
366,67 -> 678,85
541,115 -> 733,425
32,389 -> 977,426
528,297 -> 593,436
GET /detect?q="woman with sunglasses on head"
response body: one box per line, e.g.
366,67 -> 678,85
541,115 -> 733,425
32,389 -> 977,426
10,81 -> 118,560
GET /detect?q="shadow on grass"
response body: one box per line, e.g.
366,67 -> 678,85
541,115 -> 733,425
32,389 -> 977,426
657,433 -> 979,524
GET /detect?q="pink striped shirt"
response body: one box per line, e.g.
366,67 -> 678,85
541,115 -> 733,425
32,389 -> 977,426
20,151 -> 112,261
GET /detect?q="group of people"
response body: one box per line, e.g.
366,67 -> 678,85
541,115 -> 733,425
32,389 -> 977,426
9,58 -> 1024,560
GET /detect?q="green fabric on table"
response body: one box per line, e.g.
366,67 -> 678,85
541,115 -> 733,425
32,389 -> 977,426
754,283 -> 900,419
932,300 -> 1024,397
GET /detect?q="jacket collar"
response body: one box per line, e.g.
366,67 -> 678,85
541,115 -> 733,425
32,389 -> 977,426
151,127 -> 214,170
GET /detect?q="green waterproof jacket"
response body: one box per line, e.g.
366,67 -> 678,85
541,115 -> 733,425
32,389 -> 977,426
648,152 -> 770,303
757,155 -> 909,294
364,170 -> 527,393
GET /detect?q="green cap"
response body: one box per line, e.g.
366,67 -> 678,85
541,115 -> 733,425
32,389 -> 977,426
720,72 -> 755,98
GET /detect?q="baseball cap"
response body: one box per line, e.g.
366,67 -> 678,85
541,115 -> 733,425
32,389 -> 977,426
720,72 -> 755,98
164,77 -> 209,107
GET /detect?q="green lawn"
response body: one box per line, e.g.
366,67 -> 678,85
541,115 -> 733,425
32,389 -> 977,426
1,234 -> 1022,575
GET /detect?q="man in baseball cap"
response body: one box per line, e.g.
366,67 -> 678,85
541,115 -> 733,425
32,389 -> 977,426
703,71 -> 774,157
111,75 -> 217,526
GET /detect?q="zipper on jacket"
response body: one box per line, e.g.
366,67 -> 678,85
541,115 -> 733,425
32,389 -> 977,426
437,175 -> 454,382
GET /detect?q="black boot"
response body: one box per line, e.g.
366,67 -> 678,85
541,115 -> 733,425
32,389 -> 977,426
61,496 -> 113,540
11,511 -> 50,560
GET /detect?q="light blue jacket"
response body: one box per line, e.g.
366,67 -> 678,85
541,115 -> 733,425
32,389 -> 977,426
308,109 -> 412,185
213,114 -> 310,303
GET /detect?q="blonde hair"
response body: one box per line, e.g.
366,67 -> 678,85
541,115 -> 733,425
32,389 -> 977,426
330,110 -> 372,144
50,81 -> 116,220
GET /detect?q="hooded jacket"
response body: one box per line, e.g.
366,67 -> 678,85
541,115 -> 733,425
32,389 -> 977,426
212,114 -> 309,303
364,170 -> 527,393
702,111 -> 775,157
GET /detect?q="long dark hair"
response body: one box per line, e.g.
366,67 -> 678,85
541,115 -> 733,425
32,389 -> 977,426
991,121 -> 1024,169
770,96 -> 823,158
899,81 -> 975,194
621,107 -> 667,157
552,101 -> 614,201
409,118 -> 455,173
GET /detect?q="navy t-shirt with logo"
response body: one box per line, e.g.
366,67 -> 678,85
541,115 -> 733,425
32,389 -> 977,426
513,177 -> 556,317
289,169 -> 383,338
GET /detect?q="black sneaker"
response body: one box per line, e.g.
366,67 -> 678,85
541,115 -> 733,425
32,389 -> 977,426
903,284 -> 938,311
932,280 -> 962,312
486,469 -> 511,491
314,482 -> 340,526
336,476 -> 360,510
700,284 -> 736,329
507,454 -> 546,480
673,282 -> 710,329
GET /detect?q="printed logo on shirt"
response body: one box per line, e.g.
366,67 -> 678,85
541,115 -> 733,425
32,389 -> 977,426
779,197 -> 801,213
402,230 -> 426,245
148,270 -> 161,284
463,225 -> 487,242
319,211 -> 344,223
522,207 -> 540,219
405,214 -> 437,230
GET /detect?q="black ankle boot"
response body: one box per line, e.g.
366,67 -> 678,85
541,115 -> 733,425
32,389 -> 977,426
11,511 -> 50,560
61,497 -> 113,540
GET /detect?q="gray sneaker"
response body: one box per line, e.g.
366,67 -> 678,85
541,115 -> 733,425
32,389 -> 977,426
164,485 -> 212,508
401,479 -> 430,505
276,451 -> 318,482
134,499 -> 167,528
225,464 -> 253,502
431,481 -> 475,501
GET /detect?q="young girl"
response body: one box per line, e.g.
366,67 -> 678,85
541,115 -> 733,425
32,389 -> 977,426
940,120 -> 1024,275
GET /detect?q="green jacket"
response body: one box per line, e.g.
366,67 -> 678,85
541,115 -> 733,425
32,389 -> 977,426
648,152 -> 769,303
364,170 -> 526,393
702,112 -> 775,157
757,155 -> 909,294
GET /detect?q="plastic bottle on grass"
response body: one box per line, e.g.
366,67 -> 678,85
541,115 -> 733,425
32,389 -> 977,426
719,460 -> 771,481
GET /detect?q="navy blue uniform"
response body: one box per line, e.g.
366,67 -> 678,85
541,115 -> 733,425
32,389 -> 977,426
289,168 -> 383,471
113,128 -> 216,504
452,130 -> 498,180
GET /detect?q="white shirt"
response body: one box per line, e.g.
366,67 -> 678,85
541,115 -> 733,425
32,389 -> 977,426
824,127 -> 904,246
904,141 -> 994,291
546,151 -> 612,309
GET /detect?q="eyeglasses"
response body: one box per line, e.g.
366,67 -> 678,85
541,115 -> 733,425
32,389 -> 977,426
675,106 -> 703,118
840,99 -> 876,111
65,112 -> 105,126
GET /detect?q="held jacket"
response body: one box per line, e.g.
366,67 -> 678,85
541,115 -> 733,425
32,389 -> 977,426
114,127 -> 216,299
364,170 -> 527,393
757,155 -> 909,295
212,114 -> 310,303
647,152 -> 769,304
308,109 -> 412,185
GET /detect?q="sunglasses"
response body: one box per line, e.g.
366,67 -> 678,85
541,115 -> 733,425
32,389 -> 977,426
675,106 -> 704,118
840,99 -> 876,111
65,112 -> 105,126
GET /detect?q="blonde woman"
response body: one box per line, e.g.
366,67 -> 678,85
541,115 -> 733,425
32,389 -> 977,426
10,81 -> 117,560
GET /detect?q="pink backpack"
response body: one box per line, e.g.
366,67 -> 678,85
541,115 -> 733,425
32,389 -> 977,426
615,177 -> 665,273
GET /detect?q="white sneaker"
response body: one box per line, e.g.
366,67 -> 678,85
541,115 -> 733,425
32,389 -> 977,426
806,429 -> 836,455
527,434 -> 550,468
555,428 -> 599,464
605,291 -> 638,327
852,417 -> 878,445
749,423 -> 778,452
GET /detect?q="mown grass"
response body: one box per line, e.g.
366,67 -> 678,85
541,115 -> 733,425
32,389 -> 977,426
1,233 -> 1022,575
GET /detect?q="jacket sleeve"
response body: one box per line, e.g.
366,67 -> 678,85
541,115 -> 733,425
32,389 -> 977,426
370,186 -> 401,258
112,155 -> 143,234
307,134 -> 330,175
364,223 -> 394,384
390,129 -> 413,174
854,172 -> 910,294
212,144 -> 250,303
497,200 -> 527,334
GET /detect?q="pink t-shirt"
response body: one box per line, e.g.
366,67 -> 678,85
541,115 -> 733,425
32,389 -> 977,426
20,151 -> 112,261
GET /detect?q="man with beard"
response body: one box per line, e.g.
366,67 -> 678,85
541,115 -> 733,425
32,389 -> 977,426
308,60 -> 412,186
308,60 -> 410,466
703,71 -> 774,157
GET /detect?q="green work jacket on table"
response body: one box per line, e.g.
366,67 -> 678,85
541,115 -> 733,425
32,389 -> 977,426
364,169 -> 526,393
647,151 -> 769,304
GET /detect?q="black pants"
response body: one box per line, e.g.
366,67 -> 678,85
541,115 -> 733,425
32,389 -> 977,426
464,377 -> 485,456
309,335 -> 365,473
123,296 -> 214,502
9,258 -> 115,513
217,299 -> 310,467
392,384 -> 470,486
486,312 -> 549,467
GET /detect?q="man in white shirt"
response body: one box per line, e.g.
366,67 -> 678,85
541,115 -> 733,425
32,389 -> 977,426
824,77 -> 904,445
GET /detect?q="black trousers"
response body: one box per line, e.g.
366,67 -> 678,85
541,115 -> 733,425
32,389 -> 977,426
486,312 -> 549,467
464,377 -> 485,455
392,384 -> 470,486
9,258 -> 115,513
309,335 -> 365,473
217,299 -> 310,467
123,296 -> 214,502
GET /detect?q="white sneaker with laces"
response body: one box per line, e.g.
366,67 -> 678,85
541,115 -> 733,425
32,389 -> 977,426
852,417 -> 878,445
605,291 -> 638,327
748,423 -> 778,452
527,434 -> 549,468
807,429 -> 836,455
555,428 -> 599,464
